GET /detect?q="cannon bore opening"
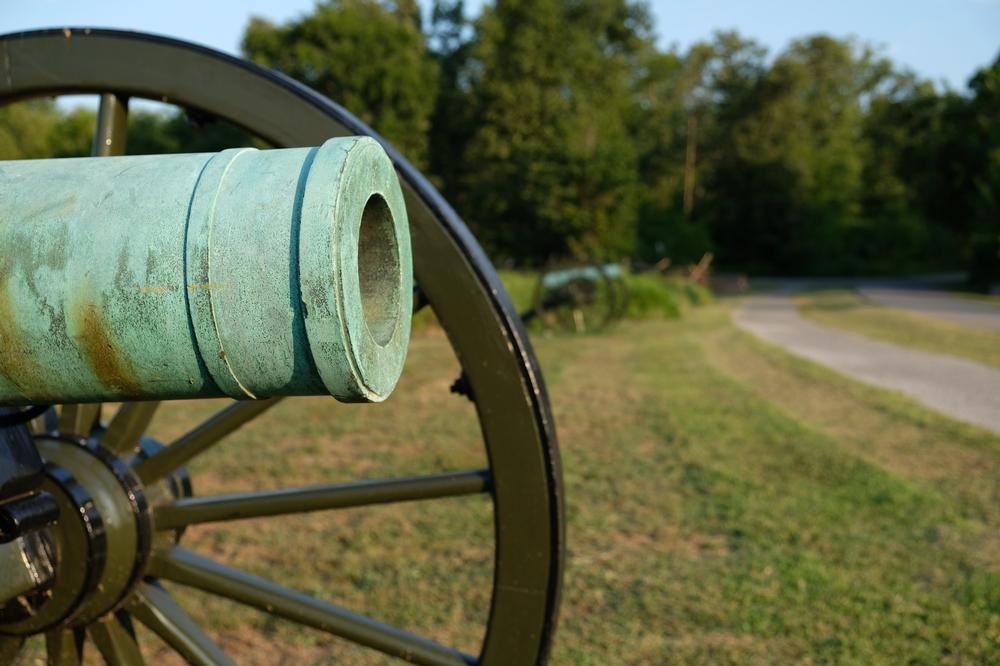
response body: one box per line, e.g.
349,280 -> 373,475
357,193 -> 400,347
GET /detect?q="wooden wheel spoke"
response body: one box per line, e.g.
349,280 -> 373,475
45,627 -> 86,666
150,547 -> 476,666
133,398 -> 282,484
93,92 -> 129,157
154,469 -> 492,530
129,582 -> 234,666
102,402 -> 161,456
28,407 -> 58,435
58,404 -> 102,439
89,614 -> 144,665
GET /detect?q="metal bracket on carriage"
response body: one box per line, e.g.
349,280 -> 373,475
449,372 -> 476,402
0,409 -> 59,543
0,414 -> 59,606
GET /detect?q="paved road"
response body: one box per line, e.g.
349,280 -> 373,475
734,292 -> 1000,433
857,288 -> 1000,331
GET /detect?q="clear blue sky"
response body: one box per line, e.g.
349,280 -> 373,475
2,0 -> 997,90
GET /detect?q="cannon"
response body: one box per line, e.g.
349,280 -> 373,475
0,138 -> 411,405
530,262 -> 628,333
0,29 -> 563,666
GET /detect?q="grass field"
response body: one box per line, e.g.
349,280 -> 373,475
797,289 -> 1000,369
952,291 -> 1000,307
20,302 -> 998,665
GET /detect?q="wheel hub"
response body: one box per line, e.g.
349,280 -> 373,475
0,436 -> 151,635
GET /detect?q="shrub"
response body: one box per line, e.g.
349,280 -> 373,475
623,274 -> 712,320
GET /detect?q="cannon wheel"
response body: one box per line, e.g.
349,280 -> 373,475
0,29 -> 563,666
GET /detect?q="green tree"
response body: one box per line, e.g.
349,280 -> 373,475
459,0 -> 650,263
125,108 -> 257,155
241,0 -> 439,167
859,72 -> 963,272
625,31 -> 768,265
700,35 -> 893,273
858,52 -> 1000,283
0,100 -> 92,159
963,53 -> 1000,288
426,1 -> 476,197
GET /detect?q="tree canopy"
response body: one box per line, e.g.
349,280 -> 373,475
242,0 -> 439,168
1,1 -> 996,285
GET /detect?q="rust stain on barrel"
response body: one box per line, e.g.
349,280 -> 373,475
74,299 -> 142,395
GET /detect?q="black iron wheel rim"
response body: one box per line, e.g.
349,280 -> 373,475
0,27 -> 564,666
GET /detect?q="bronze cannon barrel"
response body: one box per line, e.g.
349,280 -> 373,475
0,137 -> 412,405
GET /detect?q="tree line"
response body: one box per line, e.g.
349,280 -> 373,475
1,0 -> 997,284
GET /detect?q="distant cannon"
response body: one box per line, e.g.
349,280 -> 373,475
529,262 -> 628,333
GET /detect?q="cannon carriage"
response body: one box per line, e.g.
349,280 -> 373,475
529,263 -> 628,334
0,29 -> 563,666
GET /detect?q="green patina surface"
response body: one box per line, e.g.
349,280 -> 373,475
0,137 -> 411,405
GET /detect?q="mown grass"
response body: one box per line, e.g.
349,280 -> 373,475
951,291 -> 1000,307
20,303 -> 998,665
797,289 -> 1000,368
547,308 -> 998,664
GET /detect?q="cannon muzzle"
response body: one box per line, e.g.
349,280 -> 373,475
0,137 -> 411,404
